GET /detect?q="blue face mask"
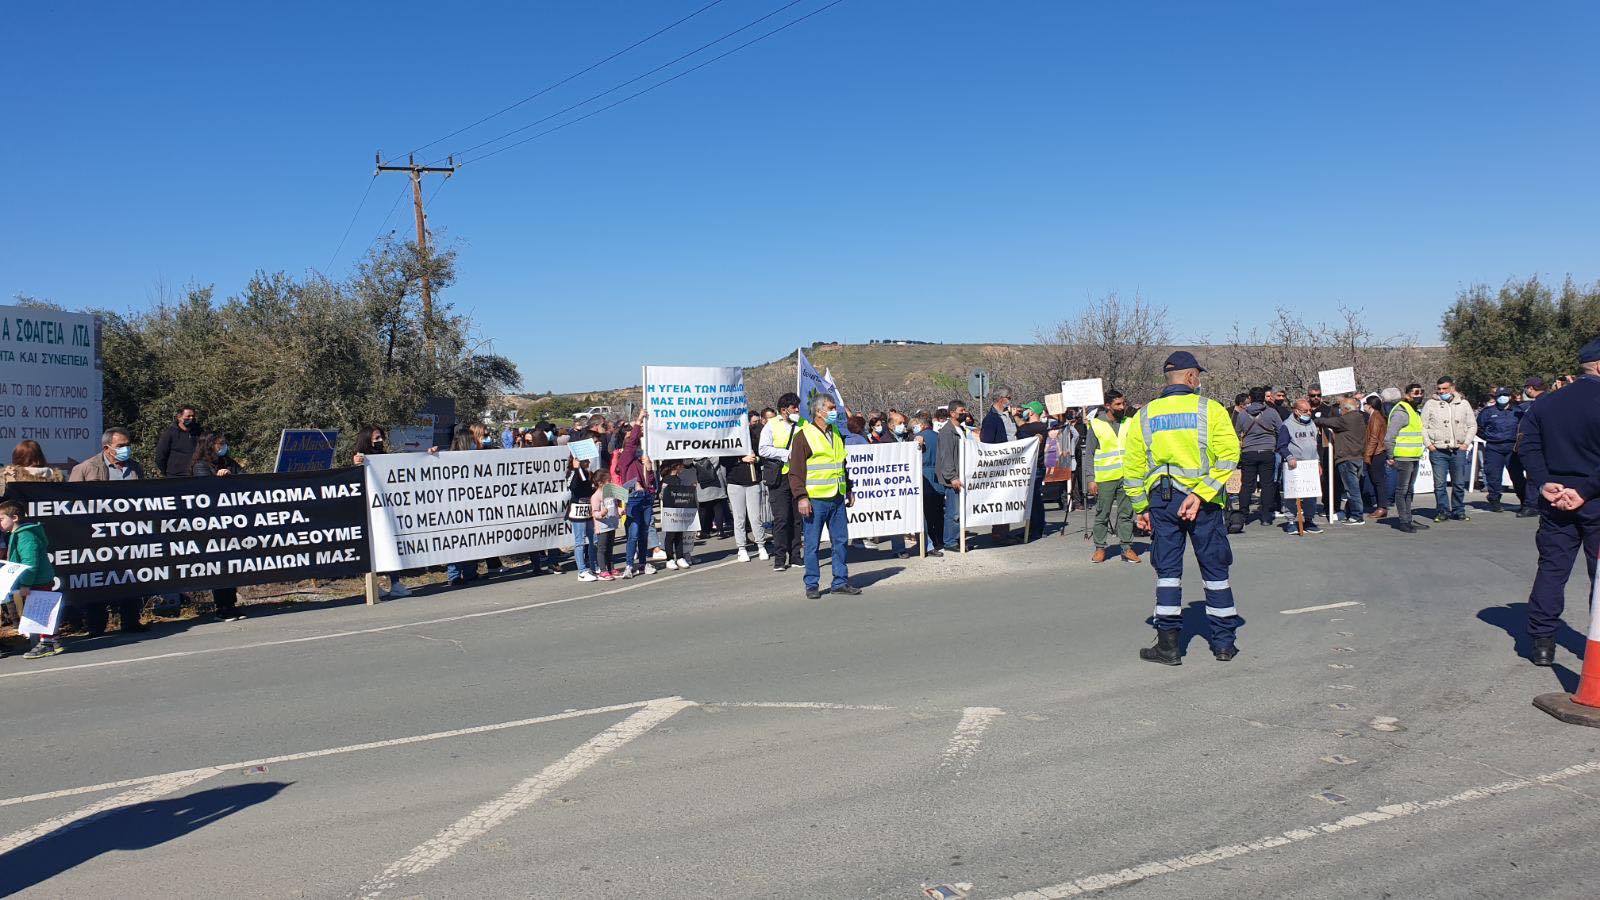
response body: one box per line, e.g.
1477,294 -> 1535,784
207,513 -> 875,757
113,446 -> 131,463
218,444 -> 229,456
1496,396 -> 1510,406
825,410 -> 839,426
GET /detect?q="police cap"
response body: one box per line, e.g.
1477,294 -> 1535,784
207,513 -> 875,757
1163,350 -> 1205,373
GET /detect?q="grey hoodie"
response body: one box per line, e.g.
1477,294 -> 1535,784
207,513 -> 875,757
1233,402 -> 1283,454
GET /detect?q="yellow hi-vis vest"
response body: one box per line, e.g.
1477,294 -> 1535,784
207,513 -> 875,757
771,418 -> 798,474
1392,401 -> 1424,460
799,421 -> 847,499
1120,391 -> 1240,513
1088,415 -> 1128,482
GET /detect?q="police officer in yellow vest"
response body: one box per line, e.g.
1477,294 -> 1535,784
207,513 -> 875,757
786,395 -> 861,600
1384,382 -> 1429,534
1087,388 -> 1138,564
1122,352 -> 1244,664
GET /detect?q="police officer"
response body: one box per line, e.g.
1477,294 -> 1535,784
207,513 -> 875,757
1476,386 -> 1525,513
1517,339 -> 1600,667
1122,351 -> 1244,664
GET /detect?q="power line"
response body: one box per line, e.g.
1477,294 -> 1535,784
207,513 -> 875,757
442,0 -> 813,165
386,0 -> 731,165
461,0 -> 850,167
326,174 -> 379,272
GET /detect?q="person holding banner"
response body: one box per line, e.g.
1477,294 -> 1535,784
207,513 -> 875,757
980,387 -> 1019,547
1,501 -> 61,659
190,432 -> 246,618
788,396 -> 860,599
1086,390 -> 1138,563
1276,398 -> 1325,535
758,393 -> 805,571
1122,352 -> 1244,665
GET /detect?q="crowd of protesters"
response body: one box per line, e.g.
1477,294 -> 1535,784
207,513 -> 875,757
1,371 -> 1574,661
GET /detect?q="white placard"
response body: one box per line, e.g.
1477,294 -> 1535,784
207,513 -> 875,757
845,442 -> 924,539
1318,367 -> 1357,396
644,365 -> 752,461
0,560 -> 31,600
364,447 -> 573,572
1282,459 -> 1322,499
1059,378 -> 1104,409
19,590 -> 64,637
0,305 -> 103,464
960,436 -> 1040,528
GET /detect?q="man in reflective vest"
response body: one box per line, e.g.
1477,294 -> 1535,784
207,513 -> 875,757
1087,389 -> 1138,564
787,395 -> 861,600
1121,351 -> 1244,664
1385,383 -> 1428,534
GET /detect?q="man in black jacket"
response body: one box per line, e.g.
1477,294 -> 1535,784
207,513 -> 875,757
154,405 -> 200,477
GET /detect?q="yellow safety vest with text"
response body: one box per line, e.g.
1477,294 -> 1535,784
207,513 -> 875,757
800,421 -> 847,499
772,418 -> 797,474
1120,392 -> 1240,512
1392,401 -> 1424,460
1089,415 -> 1127,482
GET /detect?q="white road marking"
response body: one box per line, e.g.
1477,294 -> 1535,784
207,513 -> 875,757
990,759 -> 1600,900
0,767 -> 224,854
940,707 -> 1005,778
0,699 -> 659,808
706,701 -> 899,711
1280,601 -> 1363,615
0,560 -> 741,682
359,697 -> 695,898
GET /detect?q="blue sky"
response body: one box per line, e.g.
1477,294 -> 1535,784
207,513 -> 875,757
4,1 -> 1597,392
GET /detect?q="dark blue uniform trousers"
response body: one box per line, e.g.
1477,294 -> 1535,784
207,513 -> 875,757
1480,442 -> 1526,505
1147,491 -> 1243,648
1528,502 -> 1600,639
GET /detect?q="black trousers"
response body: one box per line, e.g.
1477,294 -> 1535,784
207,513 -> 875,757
75,598 -> 146,633
769,479 -> 803,562
213,587 -> 238,614
922,478 -> 946,550
1237,450 -> 1278,524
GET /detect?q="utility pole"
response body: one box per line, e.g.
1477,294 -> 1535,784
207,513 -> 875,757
375,152 -> 455,353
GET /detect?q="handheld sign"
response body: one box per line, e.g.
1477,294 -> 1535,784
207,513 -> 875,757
1318,367 -> 1358,396
274,429 -> 338,473
1060,378 -> 1104,409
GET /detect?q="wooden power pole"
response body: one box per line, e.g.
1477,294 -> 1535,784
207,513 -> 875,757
375,152 -> 455,352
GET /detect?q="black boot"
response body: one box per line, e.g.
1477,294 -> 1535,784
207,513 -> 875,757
1531,637 -> 1556,667
1139,630 -> 1182,666
1517,506 -> 1537,519
1213,644 -> 1240,661
1488,500 -> 1503,513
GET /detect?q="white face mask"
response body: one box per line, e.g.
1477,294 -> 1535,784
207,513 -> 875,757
787,413 -> 800,423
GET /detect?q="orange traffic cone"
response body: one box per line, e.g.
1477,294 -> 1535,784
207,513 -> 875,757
1534,569 -> 1600,726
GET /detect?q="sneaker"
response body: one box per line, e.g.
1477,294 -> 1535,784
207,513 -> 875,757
385,581 -> 412,598
737,549 -> 751,563
1304,524 -> 1325,535
596,570 -> 615,582
926,548 -> 944,557
1434,514 -> 1448,523
577,571 -> 598,582
621,566 -> 636,579
1397,522 -> 1418,534
1451,513 -> 1471,522
833,583 -> 862,596
1345,516 -> 1365,525
804,588 -> 823,600
772,556 -> 788,571
678,556 -> 693,568
643,563 -> 658,575
651,548 -> 667,562
757,546 -> 770,561
23,642 -> 63,660
664,559 -> 679,570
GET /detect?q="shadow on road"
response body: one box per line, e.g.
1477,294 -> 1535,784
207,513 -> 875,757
1476,602 -> 1586,692
1175,601 -> 1246,656
0,781 -> 289,896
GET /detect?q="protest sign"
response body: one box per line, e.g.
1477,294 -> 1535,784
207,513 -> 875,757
365,447 -> 572,572
1059,378 -> 1104,409
643,365 -> 751,460
0,560 -> 31,600
845,442 -> 923,539
960,436 -> 1040,529
568,438 -> 600,463
1282,460 -> 1322,499
797,348 -> 847,416
1044,393 -> 1066,416
389,413 -> 437,453
8,468 -> 368,603
274,429 -> 339,473
0,305 -> 102,464
1318,367 -> 1358,396
660,477 -> 700,533
19,591 -> 63,637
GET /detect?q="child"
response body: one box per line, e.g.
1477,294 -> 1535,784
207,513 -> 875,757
567,459 -> 597,582
591,468 -> 621,581
1,500 -> 62,659
658,460 -> 696,570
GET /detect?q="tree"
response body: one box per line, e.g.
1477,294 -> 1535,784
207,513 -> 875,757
1443,276 -> 1600,400
1034,291 -> 1171,403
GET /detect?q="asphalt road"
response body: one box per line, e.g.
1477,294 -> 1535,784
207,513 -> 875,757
2,502 -> 1598,899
